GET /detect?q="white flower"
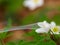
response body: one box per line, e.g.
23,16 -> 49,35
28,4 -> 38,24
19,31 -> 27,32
50,22 -> 60,34
23,0 -> 44,10
35,21 -> 50,33
35,21 -> 60,34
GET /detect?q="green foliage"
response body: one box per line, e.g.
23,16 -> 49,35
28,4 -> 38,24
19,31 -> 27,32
0,41 -> 2,45
0,32 -> 13,45
17,40 -> 56,45
4,18 -> 12,32
52,14 -> 60,25
22,8 -> 51,25
0,0 -> 3,4
7,18 -> 12,28
0,32 -> 13,40
24,30 -> 56,45
22,13 -> 39,25
57,6 -> 60,11
0,32 -> 7,39
8,0 -> 24,12
53,34 -> 60,41
6,42 -> 16,45
6,30 -> 56,45
5,0 -> 24,25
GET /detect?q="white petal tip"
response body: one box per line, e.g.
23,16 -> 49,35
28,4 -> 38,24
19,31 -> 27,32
35,30 -> 40,33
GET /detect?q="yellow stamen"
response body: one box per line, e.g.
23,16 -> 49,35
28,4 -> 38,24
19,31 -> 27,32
33,0 -> 38,4
52,27 -> 58,32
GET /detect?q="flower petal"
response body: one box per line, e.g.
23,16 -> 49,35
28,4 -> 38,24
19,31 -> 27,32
37,21 -> 47,27
43,21 -> 50,28
50,26 -> 60,34
37,21 -> 50,28
51,32 -> 59,34
23,0 -> 36,10
50,22 -> 56,28
23,0 -> 30,7
28,4 -> 36,10
36,0 -> 44,7
58,26 -> 60,32
37,22 -> 44,28
35,28 -> 49,33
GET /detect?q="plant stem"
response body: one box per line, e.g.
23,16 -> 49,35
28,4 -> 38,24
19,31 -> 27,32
50,30 -> 57,41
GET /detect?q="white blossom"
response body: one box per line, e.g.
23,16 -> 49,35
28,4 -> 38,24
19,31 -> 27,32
50,22 -> 60,34
36,21 -> 50,33
23,0 -> 44,10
